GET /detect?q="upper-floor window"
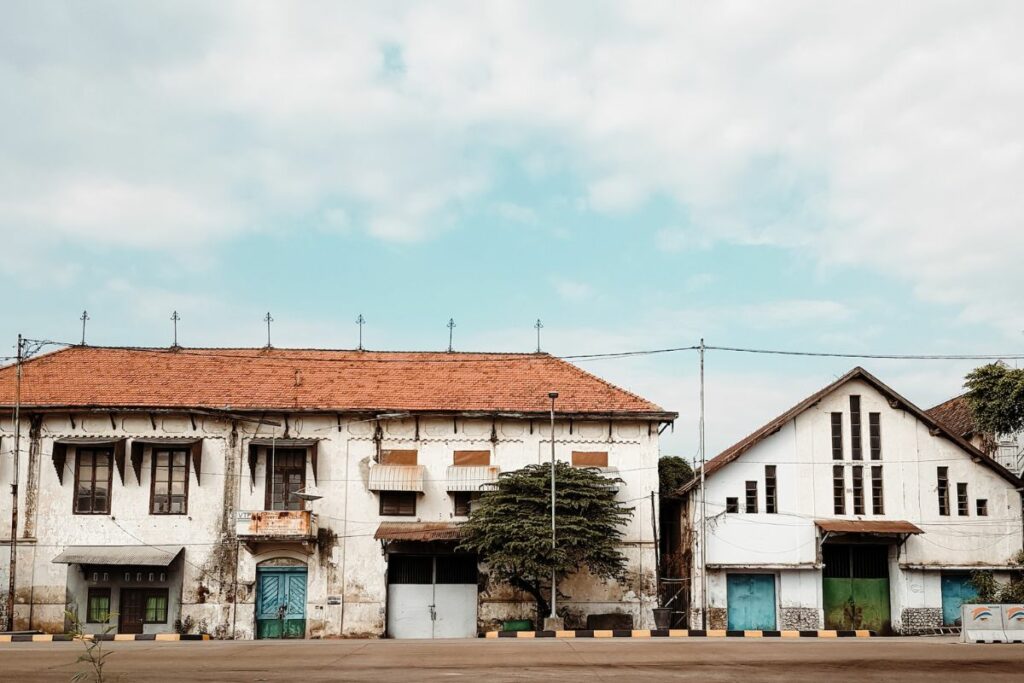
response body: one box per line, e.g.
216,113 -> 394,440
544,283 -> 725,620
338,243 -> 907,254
937,467 -> 949,516
831,413 -> 843,460
75,448 -> 113,514
266,449 -> 306,511
871,465 -> 884,515
852,466 -> 865,515
832,465 -> 846,514
453,450 -> 490,466
725,497 -> 739,513
452,491 -> 480,516
868,413 -> 881,460
380,491 -> 417,516
977,499 -> 988,516
151,448 -> 189,515
957,482 -> 969,516
764,465 -> 777,514
850,396 -> 862,460
745,481 -> 758,513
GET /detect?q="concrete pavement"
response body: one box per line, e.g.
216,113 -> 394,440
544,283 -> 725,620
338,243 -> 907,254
2,636 -> 1022,682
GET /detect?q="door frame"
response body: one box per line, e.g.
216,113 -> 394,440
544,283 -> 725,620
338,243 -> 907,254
725,572 -> 778,631
118,588 -> 146,634
255,564 -> 308,639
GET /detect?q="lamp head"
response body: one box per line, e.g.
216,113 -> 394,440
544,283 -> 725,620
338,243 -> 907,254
548,391 -> 559,400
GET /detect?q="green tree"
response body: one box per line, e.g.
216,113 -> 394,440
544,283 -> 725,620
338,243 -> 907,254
965,363 -> 1024,436
458,461 -> 633,617
658,456 -> 694,497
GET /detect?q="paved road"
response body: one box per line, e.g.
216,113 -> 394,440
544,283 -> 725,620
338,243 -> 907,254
2,637 -> 1022,682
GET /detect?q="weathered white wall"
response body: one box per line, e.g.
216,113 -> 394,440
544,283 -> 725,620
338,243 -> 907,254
1,412 -> 660,636
689,377 -> 1024,631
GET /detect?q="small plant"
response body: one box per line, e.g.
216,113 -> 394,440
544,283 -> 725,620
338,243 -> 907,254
173,614 -> 195,635
970,553 -> 1024,603
66,609 -> 118,683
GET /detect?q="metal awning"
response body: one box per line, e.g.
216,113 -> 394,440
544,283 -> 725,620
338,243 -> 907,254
375,522 -> 462,542
52,545 -> 184,567
368,465 -> 425,492
815,519 -> 923,535
446,465 -> 499,492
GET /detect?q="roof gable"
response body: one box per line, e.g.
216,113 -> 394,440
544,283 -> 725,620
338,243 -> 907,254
679,366 -> 1022,493
0,346 -> 675,418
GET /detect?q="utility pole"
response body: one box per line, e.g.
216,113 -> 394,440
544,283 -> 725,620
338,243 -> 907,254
548,391 -> 558,625
356,314 -> 365,351
447,318 -> 456,353
535,319 -> 543,353
264,313 -> 273,348
170,311 -> 180,348
699,338 -> 707,630
6,334 -> 23,632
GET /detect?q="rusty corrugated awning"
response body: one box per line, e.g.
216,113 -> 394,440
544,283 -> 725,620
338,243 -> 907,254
374,522 -> 462,542
815,519 -> 923,534
368,465 -> 425,492
446,465 -> 499,492
52,545 -> 184,566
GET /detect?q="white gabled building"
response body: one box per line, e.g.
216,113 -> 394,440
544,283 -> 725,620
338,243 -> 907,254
0,346 -> 675,638
678,367 -> 1023,635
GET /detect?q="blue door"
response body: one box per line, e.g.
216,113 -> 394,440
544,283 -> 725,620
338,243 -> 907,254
727,574 -> 776,630
256,566 -> 307,638
941,573 -> 978,626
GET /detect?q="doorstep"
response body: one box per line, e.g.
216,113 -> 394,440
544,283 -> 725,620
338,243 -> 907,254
0,633 -> 212,643
485,629 -> 875,639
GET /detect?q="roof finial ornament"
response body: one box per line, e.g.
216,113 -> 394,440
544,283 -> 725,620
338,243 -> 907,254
535,318 -> 543,354
264,312 -> 273,349
80,310 -> 90,346
356,314 -> 366,351
447,318 -> 456,353
170,311 -> 180,348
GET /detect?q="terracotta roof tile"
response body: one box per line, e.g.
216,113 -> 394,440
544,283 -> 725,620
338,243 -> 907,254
0,346 -> 674,418
925,394 -> 977,438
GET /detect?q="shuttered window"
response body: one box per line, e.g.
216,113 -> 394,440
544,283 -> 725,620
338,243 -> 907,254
869,413 -> 881,460
764,465 -> 777,514
852,466 -> 865,515
831,413 -> 843,460
957,483 -> 969,516
850,396 -> 862,460
871,466 -> 884,515
380,491 -> 417,516
745,481 -> 758,513
937,467 -> 950,516
833,465 -> 846,515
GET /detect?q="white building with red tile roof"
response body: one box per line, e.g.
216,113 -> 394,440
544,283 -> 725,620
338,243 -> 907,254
0,346 -> 675,638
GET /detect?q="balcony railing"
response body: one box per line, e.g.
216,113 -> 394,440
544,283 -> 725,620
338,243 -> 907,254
235,510 -> 318,543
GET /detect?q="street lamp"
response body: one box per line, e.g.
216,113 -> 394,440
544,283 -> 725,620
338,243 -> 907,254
548,391 -> 558,626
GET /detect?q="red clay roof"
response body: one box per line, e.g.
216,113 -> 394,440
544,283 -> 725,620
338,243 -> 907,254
926,394 -> 977,438
375,522 -> 462,542
679,367 -> 1022,493
0,346 -> 673,418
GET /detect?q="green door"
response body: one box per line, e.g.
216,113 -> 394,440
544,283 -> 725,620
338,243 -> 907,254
822,544 -> 891,633
727,574 -> 776,630
256,566 -> 307,639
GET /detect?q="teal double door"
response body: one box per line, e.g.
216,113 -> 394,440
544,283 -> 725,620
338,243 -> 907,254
941,573 -> 978,626
726,574 -> 776,630
256,566 -> 307,639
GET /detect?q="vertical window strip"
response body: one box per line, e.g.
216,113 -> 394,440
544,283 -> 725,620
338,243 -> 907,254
869,413 -> 881,460
937,467 -> 949,516
832,465 -> 846,515
850,396 -> 862,460
831,413 -> 844,460
745,481 -> 758,514
871,465 -> 884,515
957,482 -> 969,516
852,466 -> 864,515
765,465 -> 777,514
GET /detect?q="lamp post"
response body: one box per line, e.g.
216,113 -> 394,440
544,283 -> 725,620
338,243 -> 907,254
548,391 -> 558,625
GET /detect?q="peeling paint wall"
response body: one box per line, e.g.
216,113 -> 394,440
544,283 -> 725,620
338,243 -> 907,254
4,411 -> 662,637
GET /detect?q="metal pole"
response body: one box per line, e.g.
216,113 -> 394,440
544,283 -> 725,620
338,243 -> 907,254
548,391 -> 558,620
698,338 -> 707,630
7,334 -> 23,632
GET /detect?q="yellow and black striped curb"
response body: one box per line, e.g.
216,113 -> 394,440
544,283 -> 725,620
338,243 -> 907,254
0,633 -> 212,643
486,629 -> 876,639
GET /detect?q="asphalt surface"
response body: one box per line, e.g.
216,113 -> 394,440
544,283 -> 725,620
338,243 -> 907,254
1,637 -> 1023,682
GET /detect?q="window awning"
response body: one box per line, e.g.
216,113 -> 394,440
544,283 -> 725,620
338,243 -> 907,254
51,438 -> 127,486
368,465 -> 425,492
246,438 -> 321,487
446,465 -> 499,492
52,545 -> 184,567
375,522 -> 462,542
129,438 -> 204,486
815,519 -> 923,535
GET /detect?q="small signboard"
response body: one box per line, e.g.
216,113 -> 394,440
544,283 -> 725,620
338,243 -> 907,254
961,604 -> 1006,643
327,596 -> 342,605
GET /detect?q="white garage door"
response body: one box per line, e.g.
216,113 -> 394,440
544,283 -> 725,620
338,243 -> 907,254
387,555 -> 478,639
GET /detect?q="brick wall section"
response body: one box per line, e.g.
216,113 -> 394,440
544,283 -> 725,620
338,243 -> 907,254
780,607 -> 819,630
900,608 -> 943,633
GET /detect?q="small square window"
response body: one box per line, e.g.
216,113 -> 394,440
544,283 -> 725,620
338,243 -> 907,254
380,491 -> 417,516
725,497 -> 739,514
452,492 -> 479,517
977,499 -> 988,516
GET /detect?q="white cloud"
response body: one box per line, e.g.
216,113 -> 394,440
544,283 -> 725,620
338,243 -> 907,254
494,202 -> 538,225
553,278 -> 593,302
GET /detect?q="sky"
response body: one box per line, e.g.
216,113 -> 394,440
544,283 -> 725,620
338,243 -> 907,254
1,1 -> 1022,460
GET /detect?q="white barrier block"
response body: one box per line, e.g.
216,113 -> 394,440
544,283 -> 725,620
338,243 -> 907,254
1001,605 -> 1024,643
961,604 -> 1006,643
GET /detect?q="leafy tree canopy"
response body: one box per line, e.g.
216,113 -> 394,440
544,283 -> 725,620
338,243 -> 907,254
458,461 -> 633,617
965,363 -> 1024,437
658,456 -> 694,497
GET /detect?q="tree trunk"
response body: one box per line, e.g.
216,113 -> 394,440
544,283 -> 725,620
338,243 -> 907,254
511,576 -> 549,619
